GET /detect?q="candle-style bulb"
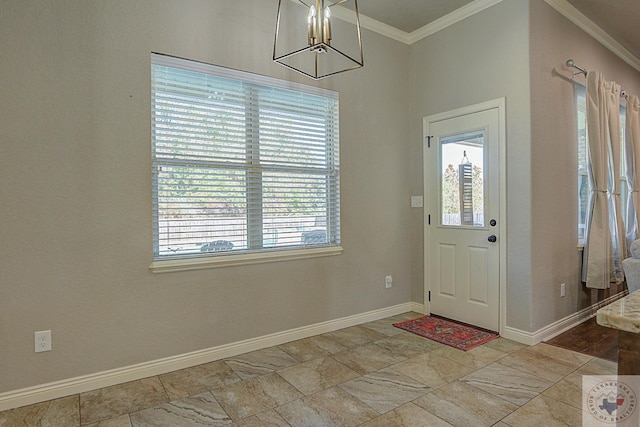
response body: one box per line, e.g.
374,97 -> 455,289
323,6 -> 331,45
308,5 -> 317,46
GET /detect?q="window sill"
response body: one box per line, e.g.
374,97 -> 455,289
149,246 -> 344,273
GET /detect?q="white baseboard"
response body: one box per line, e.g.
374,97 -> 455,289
501,292 -> 627,346
0,302 -> 415,412
410,301 -> 426,314
5,297 -> 617,412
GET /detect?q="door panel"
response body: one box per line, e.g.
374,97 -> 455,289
425,106 -> 501,332
439,244 -> 457,296
468,246 -> 488,303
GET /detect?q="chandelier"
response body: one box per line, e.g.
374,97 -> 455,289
273,0 -> 364,80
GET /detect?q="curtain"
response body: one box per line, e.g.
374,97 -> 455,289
582,72 -> 624,288
608,79 -> 626,281
626,95 -> 640,244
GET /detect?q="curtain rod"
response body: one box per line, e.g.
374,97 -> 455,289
566,59 -> 629,98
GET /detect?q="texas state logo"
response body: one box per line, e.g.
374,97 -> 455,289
584,376 -> 638,426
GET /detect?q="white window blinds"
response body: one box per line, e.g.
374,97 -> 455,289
151,54 -> 340,260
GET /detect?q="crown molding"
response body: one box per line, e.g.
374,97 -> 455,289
311,0 -> 640,71
331,5 -> 412,44
544,0 -> 640,73
407,0 -> 505,44
332,0 -> 504,46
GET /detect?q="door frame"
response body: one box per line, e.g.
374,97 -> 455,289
423,98 -> 507,336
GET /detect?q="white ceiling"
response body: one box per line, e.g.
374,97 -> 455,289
349,0 -> 640,62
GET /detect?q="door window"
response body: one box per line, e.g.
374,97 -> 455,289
440,131 -> 485,227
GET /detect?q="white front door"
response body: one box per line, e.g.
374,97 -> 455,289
424,100 -> 504,332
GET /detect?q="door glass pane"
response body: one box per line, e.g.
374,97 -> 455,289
440,131 -> 485,227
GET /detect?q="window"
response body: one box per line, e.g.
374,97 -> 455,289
576,86 -> 626,245
439,131 -> 485,227
577,86 -> 588,244
150,54 -> 341,270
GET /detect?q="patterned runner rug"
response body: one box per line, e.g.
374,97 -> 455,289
393,315 -> 499,351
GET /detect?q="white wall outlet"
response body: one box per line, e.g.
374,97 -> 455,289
560,283 -> 566,298
35,330 -> 51,353
385,275 -> 393,288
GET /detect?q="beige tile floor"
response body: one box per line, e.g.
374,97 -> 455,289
0,312 -> 617,426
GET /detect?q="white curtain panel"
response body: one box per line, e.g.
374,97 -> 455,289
582,72 -> 623,289
626,95 -> 640,244
607,79 -> 626,281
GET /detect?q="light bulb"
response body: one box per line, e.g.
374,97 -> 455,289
323,6 -> 331,45
307,5 -> 317,45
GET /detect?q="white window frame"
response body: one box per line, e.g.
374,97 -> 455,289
149,54 -> 342,273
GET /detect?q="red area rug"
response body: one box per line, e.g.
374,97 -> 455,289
393,315 -> 499,351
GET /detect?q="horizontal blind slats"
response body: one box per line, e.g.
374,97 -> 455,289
152,53 -> 340,259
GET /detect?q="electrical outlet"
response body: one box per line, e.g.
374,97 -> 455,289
560,283 -> 566,298
385,275 -> 393,288
35,330 -> 51,353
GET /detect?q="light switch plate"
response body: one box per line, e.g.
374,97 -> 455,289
411,196 -> 423,208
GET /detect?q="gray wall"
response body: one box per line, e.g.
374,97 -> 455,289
408,0 -> 640,334
408,0 -> 533,331
3,0 -> 640,396
529,1 -> 640,330
0,0 -> 412,393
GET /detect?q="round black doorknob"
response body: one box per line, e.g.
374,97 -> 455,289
490,219 -> 497,226
488,235 -> 497,243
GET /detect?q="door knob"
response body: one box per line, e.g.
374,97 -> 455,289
490,219 -> 497,227
488,235 -> 497,243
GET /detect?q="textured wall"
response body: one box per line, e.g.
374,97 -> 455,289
4,0 -> 637,396
0,0 -> 412,393
408,0 -> 533,331
529,0 -> 640,330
